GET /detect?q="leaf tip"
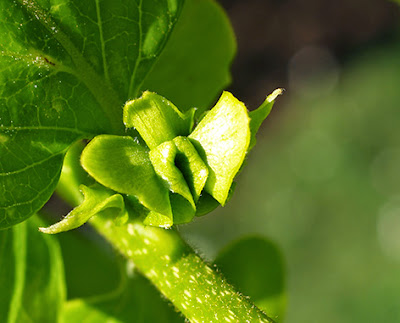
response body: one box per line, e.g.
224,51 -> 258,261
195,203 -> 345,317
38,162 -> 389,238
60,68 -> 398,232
266,88 -> 285,103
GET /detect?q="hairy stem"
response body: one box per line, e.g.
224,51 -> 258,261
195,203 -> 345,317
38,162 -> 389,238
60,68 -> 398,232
89,215 -> 273,322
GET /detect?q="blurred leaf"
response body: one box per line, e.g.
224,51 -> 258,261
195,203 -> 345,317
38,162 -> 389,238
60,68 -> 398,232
214,237 -> 286,321
63,267 -> 183,323
56,226 -> 120,299
57,220 -> 182,321
141,0 -> 236,114
0,0 -> 184,229
0,214 -> 65,322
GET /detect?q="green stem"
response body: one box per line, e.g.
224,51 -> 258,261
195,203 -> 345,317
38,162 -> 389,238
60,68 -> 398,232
89,215 -> 273,323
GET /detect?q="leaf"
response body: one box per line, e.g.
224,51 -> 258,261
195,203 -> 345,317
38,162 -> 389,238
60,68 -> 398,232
214,237 -> 286,322
0,214 -> 66,322
39,184 -> 127,234
249,89 -> 283,151
80,135 -> 172,219
123,91 -> 194,149
0,0 -> 184,228
141,0 -> 236,114
63,270 -> 184,323
189,91 -> 251,205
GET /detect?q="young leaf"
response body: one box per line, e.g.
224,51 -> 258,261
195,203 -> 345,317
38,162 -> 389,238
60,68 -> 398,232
39,184 -> 127,234
0,0 -> 184,228
249,88 -> 284,151
141,0 -> 236,114
189,91 -> 251,205
123,91 -> 194,149
81,135 -> 172,218
215,237 -> 286,322
0,214 -> 65,322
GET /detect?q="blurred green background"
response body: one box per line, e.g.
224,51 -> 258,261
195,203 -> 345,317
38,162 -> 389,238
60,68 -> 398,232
179,0 -> 400,322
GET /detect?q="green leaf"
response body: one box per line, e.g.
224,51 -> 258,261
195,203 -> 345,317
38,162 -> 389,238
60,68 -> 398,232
141,0 -> 236,114
81,135 -> 172,219
189,91 -> 251,205
40,184 -> 127,234
215,237 -> 286,322
0,0 -> 184,228
123,91 -> 194,149
63,270 -> 183,323
0,214 -> 65,322
249,88 -> 283,151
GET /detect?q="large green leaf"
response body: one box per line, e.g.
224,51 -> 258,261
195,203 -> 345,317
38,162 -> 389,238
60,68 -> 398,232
0,214 -> 65,322
215,237 -> 286,322
0,0 -> 183,229
141,0 -> 236,113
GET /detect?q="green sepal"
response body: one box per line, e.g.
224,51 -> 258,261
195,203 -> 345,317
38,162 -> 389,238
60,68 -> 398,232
80,135 -> 172,217
123,91 -> 194,149
173,136 -> 209,202
249,88 -> 283,151
195,182 -> 236,217
195,192 -> 220,217
143,194 -> 196,227
39,185 -> 128,234
56,141 -> 94,207
149,140 -> 195,209
149,136 -> 209,225
143,211 -> 174,229
170,193 -> 195,224
189,91 -> 251,205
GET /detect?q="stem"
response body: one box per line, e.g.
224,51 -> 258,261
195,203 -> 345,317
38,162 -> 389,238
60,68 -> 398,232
89,215 -> 273,322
